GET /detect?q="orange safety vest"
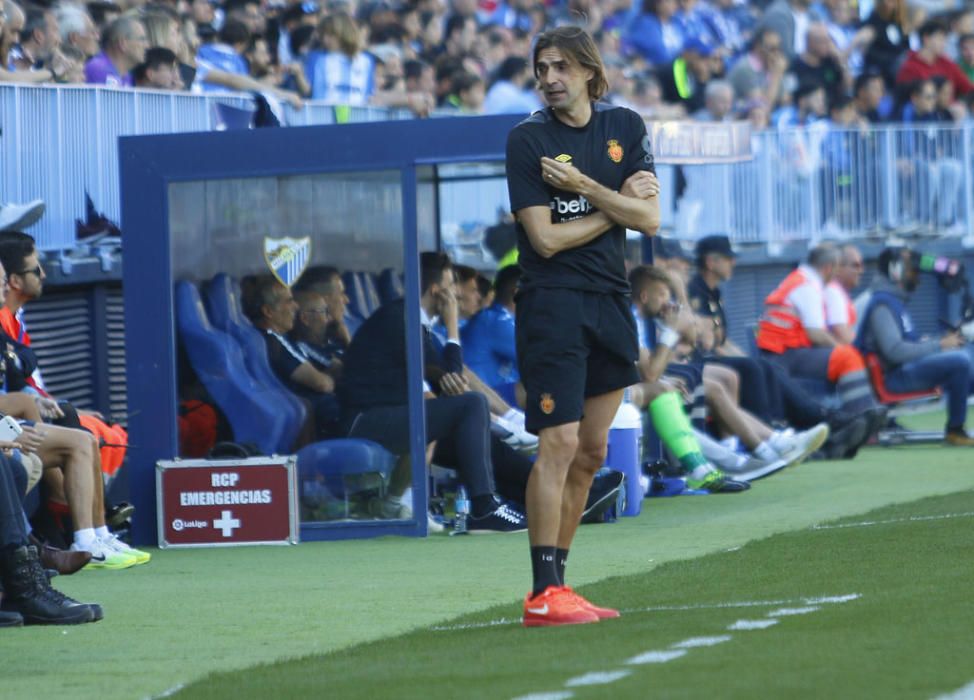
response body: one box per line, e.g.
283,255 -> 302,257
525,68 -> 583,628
756,268 -> 819,353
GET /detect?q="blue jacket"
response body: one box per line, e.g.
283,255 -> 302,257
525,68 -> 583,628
461,303 -> 519,390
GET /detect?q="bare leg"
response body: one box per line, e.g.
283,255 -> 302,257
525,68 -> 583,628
706,380 -> 773,450
525,422 -> 578,547
34,426 -> 96,531
556,389 -> 624,550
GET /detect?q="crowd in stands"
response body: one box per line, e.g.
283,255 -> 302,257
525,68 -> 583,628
2,0 -> 974,123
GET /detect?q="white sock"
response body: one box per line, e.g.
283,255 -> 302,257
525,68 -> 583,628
74,528 -> 97,549
754,442 -> 778,462
95,526 -> 111,540
689,465 -> 715,481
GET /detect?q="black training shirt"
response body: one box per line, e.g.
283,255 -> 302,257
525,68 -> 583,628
687,273 -> 727,346
506,101 -> 655,295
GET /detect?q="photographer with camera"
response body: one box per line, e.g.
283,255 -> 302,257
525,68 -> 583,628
855,247 -> 974,446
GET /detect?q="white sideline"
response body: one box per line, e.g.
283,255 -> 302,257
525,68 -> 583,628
564,671 -> 632,687
432,594 -> 862,632
728,619 -> 779,631
812,512 -> 974,531
508,593 -> 862,700
933,681 -> 974,699
626,650 -> 687,665
672,636 -> 732,649
767,607 -> 820,617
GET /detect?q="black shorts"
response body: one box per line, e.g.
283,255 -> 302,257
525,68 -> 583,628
516,287 -> 639,434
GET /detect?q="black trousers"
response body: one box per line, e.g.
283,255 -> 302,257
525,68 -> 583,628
0,455 -> 27,549
347,393 -> 495,498
710,355 -> 828,428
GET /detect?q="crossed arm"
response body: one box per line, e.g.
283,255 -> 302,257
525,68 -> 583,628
516,159 -> 660,259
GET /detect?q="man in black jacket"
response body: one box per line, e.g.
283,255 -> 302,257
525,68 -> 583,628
341,252 -> 527,533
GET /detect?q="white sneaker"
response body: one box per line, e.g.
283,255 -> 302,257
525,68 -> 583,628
100,534 -> 150,565
426,513 -> 445,533
71,539 -> 138,570
493,415 -> 538,453
774,423 -> 830,466
0,200 -> 45,231
731,454 -> 790,482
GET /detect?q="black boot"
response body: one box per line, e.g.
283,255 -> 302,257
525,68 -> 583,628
0,546 -> 94,625
0,582 -> 24,627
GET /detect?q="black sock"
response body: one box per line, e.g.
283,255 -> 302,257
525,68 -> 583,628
471,495 -> 498,518
530,546 -> 560,597
556,548 -> 569,586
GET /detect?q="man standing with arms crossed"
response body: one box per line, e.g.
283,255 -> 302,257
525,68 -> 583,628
506,26 -> 660,627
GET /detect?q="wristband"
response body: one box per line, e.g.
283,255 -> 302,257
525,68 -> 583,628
658,326 -> 679,349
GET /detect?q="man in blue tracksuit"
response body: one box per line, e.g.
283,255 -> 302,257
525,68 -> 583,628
855,246 -> 974,446
461,265 -> 521,406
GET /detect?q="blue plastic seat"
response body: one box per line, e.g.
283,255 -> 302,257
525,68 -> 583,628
377,267 -> 404,304
296,438 -> 398,518
174,281 -> 289,455
202,273 -> 306,452
359,272 -> 381,316
342,271 -> 370,323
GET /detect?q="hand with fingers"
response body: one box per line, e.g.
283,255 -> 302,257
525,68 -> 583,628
621,171 -> 660,199
540,157 -> 588,192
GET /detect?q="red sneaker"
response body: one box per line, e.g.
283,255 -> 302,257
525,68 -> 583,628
561,587 -> 620,619
523,586 -> 600,627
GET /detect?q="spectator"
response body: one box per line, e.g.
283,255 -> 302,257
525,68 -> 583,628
340,251 -> 528,532
899,78 -> 964,228
824,243 -> 862,344
441,13 -> 478,59
461,264 -> 520,404
192,17 -> 303,107
9,5 -> 59,72
628,73 -> 686,118
245,35 -> 310,96
305,12 -> 431,115
85,15 -> 146,86
483,55 -> 540,114
861,0 -> 912,89
133,46 -> 178,89
193,17 -> 249,91
56,44 -> 86,83
853,70 -> 887,122
625,0 -> 686,66
56,3 -> 99,60
759,0 -> 814,58
706,0 -> 755,59
487,0 -> 534,34
87,1 -> 121,29
694,78 -> 734,121
896,19 -> 974,99
790,22 -> 850,108
276,1 -> 319,66
452,70 -> 485,112
856,247 -> 974,446
242,275 -> 342,438
657,36 -> 718,113
958,32 -> 974,83
727,26 -> 788,106
404,57 -> 434,95
188,0 -> 215,34
773,78 -> 827,127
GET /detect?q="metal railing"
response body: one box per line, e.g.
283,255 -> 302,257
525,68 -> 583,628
3,82 -> 973,251
671,124 -> 974,249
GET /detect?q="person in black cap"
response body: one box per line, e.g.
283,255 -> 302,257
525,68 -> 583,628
653,237 -> 693,286
688,235 -> 874,457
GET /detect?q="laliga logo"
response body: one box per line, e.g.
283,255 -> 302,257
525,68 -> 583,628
172,519 -> 184,532
550,195 -> 592,217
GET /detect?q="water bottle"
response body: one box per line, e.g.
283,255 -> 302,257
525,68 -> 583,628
606,401 -> 644,516
451,486 -> 469,536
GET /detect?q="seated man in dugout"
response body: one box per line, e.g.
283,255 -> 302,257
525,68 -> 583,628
756,244 -> 886,437
0,324 -> 148,570
241,275 -> 342,439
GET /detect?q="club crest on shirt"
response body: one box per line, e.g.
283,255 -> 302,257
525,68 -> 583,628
607,139 -> 623,163
264,236 -> 311,288
555,153 -> 572,163
540,393 -> 555,415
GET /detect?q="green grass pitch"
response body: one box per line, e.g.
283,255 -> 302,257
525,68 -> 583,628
3,412 -> 973,700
